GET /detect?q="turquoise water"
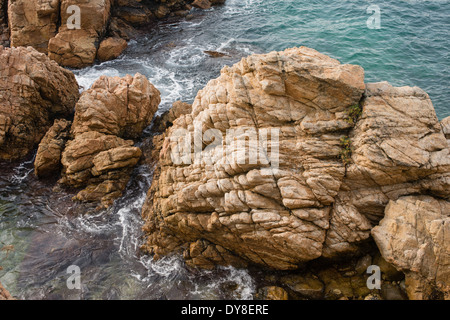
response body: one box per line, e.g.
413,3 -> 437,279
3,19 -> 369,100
1,0 -> 449,300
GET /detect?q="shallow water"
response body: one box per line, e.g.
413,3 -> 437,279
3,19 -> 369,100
1,0 -> 449,300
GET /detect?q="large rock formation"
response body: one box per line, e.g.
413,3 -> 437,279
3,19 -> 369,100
372,196 -> 449,299
141,47 -> 449,276
0,46 -> 79,161
55,73 -> 161,207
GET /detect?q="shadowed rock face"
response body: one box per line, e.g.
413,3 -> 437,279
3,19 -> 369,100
0,46 -> 79,161
141,47 -> 449,273
0,0 -> 9,46
372,196 -> 450,300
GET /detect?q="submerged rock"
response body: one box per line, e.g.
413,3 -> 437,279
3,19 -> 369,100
0,46 -> 79,161
141,46 -> 449,276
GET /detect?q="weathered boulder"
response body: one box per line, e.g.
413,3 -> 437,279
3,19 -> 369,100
97,37 -> 128,62
48,0 -> 112,68
35,119 -> 72,178
323,82 -> 450,258
71,73 -> 160,139
0,46 -> 79,161
58,73 -> 160,207
141,47 -> 449,272
372,196 -> 450,299
142,46 -> 366,269
8,0 -> 59,53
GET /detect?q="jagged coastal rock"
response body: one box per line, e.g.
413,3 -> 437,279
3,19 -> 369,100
56,73 -> 161,207
140,46 -> 449,300
372,196 -> 449,299
3,0 -> 227,68
0,46 -> 79,161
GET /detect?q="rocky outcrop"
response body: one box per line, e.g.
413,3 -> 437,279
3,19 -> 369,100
323,82 -> 450,258
0,46 -> 79,161
141,47 -> 449,273
372,196 -> 450,299
48,0 -> 112,68
55,73 -> 161,207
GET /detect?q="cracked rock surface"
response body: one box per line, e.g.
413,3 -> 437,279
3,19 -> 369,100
141,47 -> 449,273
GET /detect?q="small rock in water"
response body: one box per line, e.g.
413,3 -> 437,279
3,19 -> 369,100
204,50 -> 230,58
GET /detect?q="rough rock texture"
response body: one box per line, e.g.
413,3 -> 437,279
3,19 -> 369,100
97,37 -> 128,62
142,47 -> 366,269
141,47 -> 449,272
0,46 -> 79,161
58,73 -> 161,207
48,0 -> 112,68
324,82 -> 450,258
35,119 -> 72,177
0,281 -> 14,300
372,196 -> 450,299
8,0 -> 60,53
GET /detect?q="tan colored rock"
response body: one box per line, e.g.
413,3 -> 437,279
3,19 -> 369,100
0,46 -> 79,161
97,37 -> 128,62
372,195 -> 450,299
48,0 -> 112,68
71,73 -> 161,139
59,131 -> 141,207
141,46 -> 449,272
142,46 -> 366,269
48,29 -> 98,69
8,0 -> 59,53
59,73 -> 160,207
322,82 -> 450,259
35,119 -> 72,178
